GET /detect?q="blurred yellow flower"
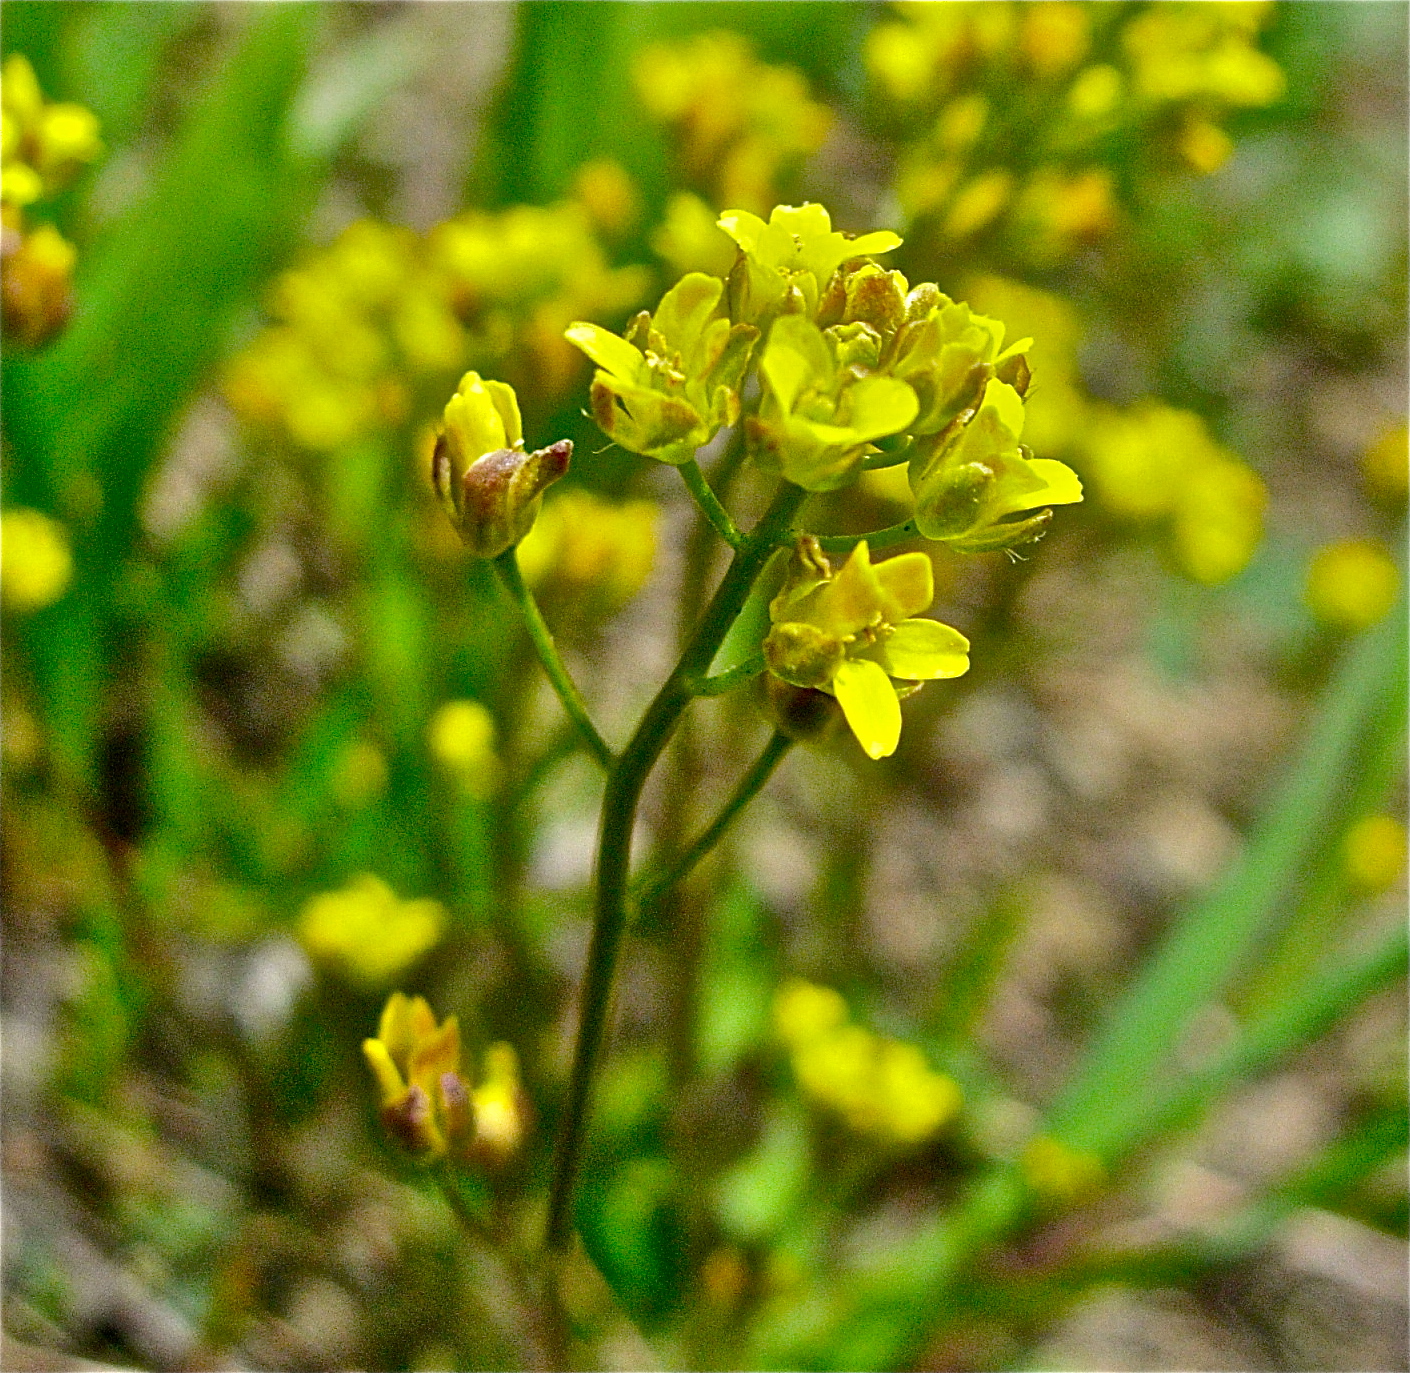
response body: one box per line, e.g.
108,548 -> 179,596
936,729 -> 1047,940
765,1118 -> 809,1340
428,699 -> 498,798
516,489 -> 659,611
1304,539 -> 1400,631
774,977 -> 962,1143
1081,401 -> 1265,583
469,1042 -> 528,1167
634,32 -> 831,215
571,158 -> 639,238
299,874 -> 446,986
651,191 -> 737,278
1362,423 -> 1408,501
1,506 -> 73,611
1343,815 -> 1407,895
1021,1134 -> 1105,1203
363,992 -> 472,1161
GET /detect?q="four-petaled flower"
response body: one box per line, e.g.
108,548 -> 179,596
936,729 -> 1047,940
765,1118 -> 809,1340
718,202 -> 902,323
764,537 -> 970,759
565,272 -> 757,466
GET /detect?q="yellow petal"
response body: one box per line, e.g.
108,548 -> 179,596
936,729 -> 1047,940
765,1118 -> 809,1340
879,619 -> 970,680
873,551 -> 934,621
833,658 -> 902,759
564,322 -> 643,382
408,1014 -> 461,1095
362,1038 -> 407,1108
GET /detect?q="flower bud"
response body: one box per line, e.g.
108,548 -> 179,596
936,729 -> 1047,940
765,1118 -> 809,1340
430,371 -> 571,557
764,674 -> 841,742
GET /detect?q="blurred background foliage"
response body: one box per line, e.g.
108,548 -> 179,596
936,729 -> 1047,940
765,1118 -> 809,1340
1,3 -> 1405,1370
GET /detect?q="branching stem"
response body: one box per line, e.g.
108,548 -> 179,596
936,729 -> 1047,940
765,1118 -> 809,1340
545,480 -> 807,1249
632,730 -> 794,919
679,458 -> 744,549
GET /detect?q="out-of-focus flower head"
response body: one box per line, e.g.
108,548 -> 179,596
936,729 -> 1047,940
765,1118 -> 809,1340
515,489 -> 659,613
1080,400 -> 1265,584
363,993 -> 473,1161
773,977 -> 962,1142
1303,539 -> 1400,632
1342,815 -> 1407,896
1362,423 -> 1408,504
651,191 -> 738,279
468,1042 -> 529,1168
868,2 -> 1284,264
1,507 -> 73,612
1,54 -> 101,205
1,56 -> 100,348
634,31 -> 832,216
430,371 -> 571,558
572,158 -> 640,239
764,537 -> 969,760
1020,1134 -> 1105,1204
428,699 -> 499,798
566,271 -> 758,465
225,205 -> 648,453
299,874 -> 446,986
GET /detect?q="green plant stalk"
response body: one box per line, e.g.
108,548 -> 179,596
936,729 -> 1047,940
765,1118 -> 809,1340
492,548 -> 615,770
679,457 -> 743,548
810,519 -> 919,554
546,480 -> 807,1250
689,652 -> 765,696
633,730 -> 794,918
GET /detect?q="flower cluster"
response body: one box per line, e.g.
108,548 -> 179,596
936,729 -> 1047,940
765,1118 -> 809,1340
571,204 -> 1083,546
363,993 -> 527,1166
224,204 -> 648,452
917,275 -> 1269,585
1,55 -> 101,347
774,978 -> 962,1143
634,31 -> 832,218
867,1 -> 1284,263
298,874 -> 446,986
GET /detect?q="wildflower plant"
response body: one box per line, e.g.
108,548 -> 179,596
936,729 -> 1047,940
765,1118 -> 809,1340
406,200 -> 1083,1249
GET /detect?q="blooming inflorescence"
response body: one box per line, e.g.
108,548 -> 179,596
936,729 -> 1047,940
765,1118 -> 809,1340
1,54 -> 101,346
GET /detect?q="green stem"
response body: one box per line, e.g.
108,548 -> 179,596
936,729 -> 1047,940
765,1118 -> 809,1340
679,458 -> 743,548
633,730 -> 794,918
688,653 -> 766,697
546,480 -> 807,1250
803,520 -> 920,554
492,548 -> 615,770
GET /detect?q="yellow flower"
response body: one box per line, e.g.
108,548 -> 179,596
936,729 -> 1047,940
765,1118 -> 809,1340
566,271 -> 757,465
431,371 -> 571,557
1304,539 -> 1400,631
749,312 -> 919,491
651,191 -> 738,278
1021,1135 -> 1105,1203
773,978 -> 961,1143
1,506 -> 73,611
764,538 -> 969,760
469,1042 -> 527,1167
515,489 -> 659,610
2,221 -> 76,347
717,202 -> 901,324
909,378 -> 1083,553
363,993 -> 473,1161
1343,815 -> 1407,895
571,158 -> 639,237
428,699 -> 498,798
299,874 -> 446,986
